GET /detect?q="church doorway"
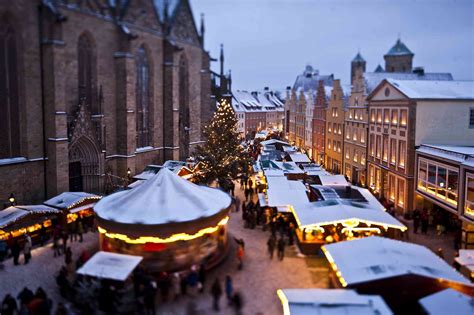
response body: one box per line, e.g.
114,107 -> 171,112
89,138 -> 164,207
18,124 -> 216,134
69,136 -> 101,193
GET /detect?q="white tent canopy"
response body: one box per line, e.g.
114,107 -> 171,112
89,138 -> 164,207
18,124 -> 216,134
292,200 -> 405,230
278,288 -> 392,315
44,192 -> 100,210
267,189 -> 308,208
289,153 -> 311,163
317,175 -> 349,186
95,168 -> 231,225
419,289 -> 474,315
322,236 -> 473,287
260,139 -> 290,146
77,251 -> 143,281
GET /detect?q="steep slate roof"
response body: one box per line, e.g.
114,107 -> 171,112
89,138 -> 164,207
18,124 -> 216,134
374,64 -> 384,73
232,89 -> 284,113
352,52 -> 365,62
386,79 -> 474,100
293,65 -> 334,92
385,39 -> 414,56
363,71 -> 453,95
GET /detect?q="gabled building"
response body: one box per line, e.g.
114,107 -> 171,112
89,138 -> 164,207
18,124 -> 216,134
232,89 -> 285,139
312,81 -> 332,165
367,79 -> 474,214
325,80 -> 349,174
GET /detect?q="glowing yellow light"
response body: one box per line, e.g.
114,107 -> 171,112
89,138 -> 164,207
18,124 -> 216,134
322,246 -> 348,287
98,216 -> 229,244
277,289 -> 290,315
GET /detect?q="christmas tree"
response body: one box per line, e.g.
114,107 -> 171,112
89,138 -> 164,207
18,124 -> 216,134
194,99 -> 251,185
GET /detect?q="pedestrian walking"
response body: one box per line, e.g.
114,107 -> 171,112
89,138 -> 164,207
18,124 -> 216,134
198,264 -> 206,293
23,234 -> 32,264
232,291 -> 243,315
230,181 -> 235,197
65,247 -> 73,265
77,219 -> 84,242
144,280 -> 157,315
53,235 -> 61,257
267,235 -> 276,259
225,275 -> 233,305
277,237 -> 285,261
11,239 -> 20,266
2,294 -> 17,315
69,220 -> 77,242
171,272 -> 181,300
412,209 -> 421,234
236,244 -> 244,270
211,278 -> 223,311
421,209 -> 429,234
244,188 -> 250,202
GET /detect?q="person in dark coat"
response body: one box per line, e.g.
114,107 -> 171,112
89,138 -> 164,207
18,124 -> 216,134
198,264 -> 206,293
267,235 -> 276,259
2,294 -> 17,315
225,275 -> 233,305
144,281 -> 157,315
65,247 -> 73,265
232,291 -> 243,315
11,240 -> 21,266
421,209 -> 429,234
211,278 -> 223,311
17,287 -> 34,306
412,208 -> 421,234
277,238 -> 286,261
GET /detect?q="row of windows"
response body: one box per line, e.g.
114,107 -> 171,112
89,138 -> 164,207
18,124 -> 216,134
368,165 -> 406,207
347,108 -> 365,121
327,140 -> 342,153
417,158 -> 459,206
328,122 -> 343,135
369,134 -> 406,168
370,108 -> 408,127
345,148 -> 366,166
345,126 -> 366,144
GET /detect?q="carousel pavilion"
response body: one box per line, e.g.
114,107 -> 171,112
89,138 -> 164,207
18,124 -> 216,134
94,168 -> 232,272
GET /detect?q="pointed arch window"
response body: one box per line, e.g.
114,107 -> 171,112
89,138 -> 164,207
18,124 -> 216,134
0,24 -> 20,158
136,46 -> 150,148
78,34 -> 97,113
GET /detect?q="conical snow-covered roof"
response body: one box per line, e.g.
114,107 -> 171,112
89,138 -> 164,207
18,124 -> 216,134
385,39 -> 413,56
94,168 -> 231,235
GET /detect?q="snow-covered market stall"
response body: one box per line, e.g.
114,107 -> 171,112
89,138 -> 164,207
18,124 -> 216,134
0,205 -> 62,243
94,168 -> 232,272
44,191 -> 101,224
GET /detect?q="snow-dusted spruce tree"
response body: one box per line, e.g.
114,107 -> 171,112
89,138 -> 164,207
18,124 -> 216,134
194,99 -> 250,186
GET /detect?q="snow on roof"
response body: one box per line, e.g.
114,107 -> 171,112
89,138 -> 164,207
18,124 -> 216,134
317,175 -> 349,186
289,153 -> 311,163
364,72 -> 453,95
454,249 -> 474,268
385,38 -> 413,56
267,189 -> 308,208
293,66 -> 334,92
278,288 -> 393,315
153,0 -> 181,23
232,89 -> 284,113
266,176 -> 306,191
94,168 -> 231,225
387,79 -> 474,100
0,205 -> 61,229
417,145 -> 474,165
419,289 -> 474,315
44,192 -> 100,210
77,251 -> 143,281
264,169 -> 285,177
272,161 -> 304,174
260,139 -> 291,146
292,200 -> 405,230
322,236 -> 473,287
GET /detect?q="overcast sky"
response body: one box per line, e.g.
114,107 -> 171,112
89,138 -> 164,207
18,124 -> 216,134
191,0 -> 473,91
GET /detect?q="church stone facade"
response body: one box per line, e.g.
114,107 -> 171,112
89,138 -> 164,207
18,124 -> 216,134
0,0 -> 216,205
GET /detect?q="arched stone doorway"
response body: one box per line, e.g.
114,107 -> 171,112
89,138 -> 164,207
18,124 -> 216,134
68,99 -> 103,193
69,136 -> 101,193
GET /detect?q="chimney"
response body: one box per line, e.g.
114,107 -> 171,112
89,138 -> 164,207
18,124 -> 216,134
264,86 -> 269,91
286,86 -> 291,90
413,67 -> 425,76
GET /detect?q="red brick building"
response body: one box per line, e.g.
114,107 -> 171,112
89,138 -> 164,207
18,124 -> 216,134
0,0 -> 216,204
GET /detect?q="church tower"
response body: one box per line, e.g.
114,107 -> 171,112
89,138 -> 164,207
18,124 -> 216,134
384,38 -> 414,73
351,52 -> 366,85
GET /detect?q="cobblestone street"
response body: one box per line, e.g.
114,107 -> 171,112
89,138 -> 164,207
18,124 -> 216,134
0,182 -> 329,315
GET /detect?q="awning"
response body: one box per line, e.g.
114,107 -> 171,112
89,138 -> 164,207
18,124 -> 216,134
0,205 -> 61,229
292,200 -> 405,230
68,203 -> 96,214
77,251 -> 143,281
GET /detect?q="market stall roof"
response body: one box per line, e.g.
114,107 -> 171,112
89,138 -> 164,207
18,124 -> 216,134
292,200 -> 405,230
264,169 -> 285,177
277,288 -> 393,315
322,236 -> 473,288
95,168 -> 231,226
272,161 -> 304,174
267,189 -> 308,208
419,289 -> 474,315
44,192 -> 100,210
77,251 -> 143,281
454,249 -> 474,267
0,205 -> 61,229
316,175 -> 349,186
266,176 -> 306,191
260,139 -> 291,146
288,153 -> 311,163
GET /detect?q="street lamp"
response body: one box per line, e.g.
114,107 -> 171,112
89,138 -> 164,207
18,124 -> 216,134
8,193 -> 15,206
